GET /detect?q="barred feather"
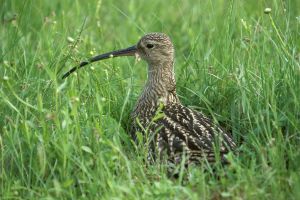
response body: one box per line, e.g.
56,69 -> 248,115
132,103 -> 236,165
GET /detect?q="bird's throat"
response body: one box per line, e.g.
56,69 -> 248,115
137,62 -> 179,108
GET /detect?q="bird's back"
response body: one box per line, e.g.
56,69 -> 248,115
131,102 -> 236,165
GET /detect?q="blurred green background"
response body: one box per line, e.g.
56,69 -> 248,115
1,0 -> 300,199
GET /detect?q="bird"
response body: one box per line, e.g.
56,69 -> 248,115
62,32 -> 236,167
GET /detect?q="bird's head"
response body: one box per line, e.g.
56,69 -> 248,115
62,32 -> 174,79
136,33 -> 174,65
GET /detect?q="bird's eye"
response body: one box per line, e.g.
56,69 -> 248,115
146,44 -> 154,49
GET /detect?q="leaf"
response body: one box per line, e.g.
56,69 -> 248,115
81,146 -> 94,154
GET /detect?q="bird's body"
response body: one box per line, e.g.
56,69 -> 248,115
130,34 -> 235,164
62,32 -> 236,166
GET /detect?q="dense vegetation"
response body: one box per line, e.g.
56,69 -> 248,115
1,0 -> 299,199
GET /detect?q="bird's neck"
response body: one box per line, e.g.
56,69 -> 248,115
146,61 -> 177,95
133,60 -> 180,117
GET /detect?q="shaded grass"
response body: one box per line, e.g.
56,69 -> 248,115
1,0 -> 300,199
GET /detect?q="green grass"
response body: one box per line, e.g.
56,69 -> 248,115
1,0 -> 300,199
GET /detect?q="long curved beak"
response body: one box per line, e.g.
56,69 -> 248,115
62,45 -> 137,79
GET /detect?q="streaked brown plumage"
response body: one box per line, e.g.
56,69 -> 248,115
62,32 -> 236,166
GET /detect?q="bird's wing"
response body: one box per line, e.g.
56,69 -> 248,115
152,103 -> 236,164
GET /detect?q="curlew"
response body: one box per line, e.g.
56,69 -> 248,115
62,33 -> 236,166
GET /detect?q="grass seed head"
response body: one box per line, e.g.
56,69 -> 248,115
264,8 -> 272,14
67,36 -> 75,43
